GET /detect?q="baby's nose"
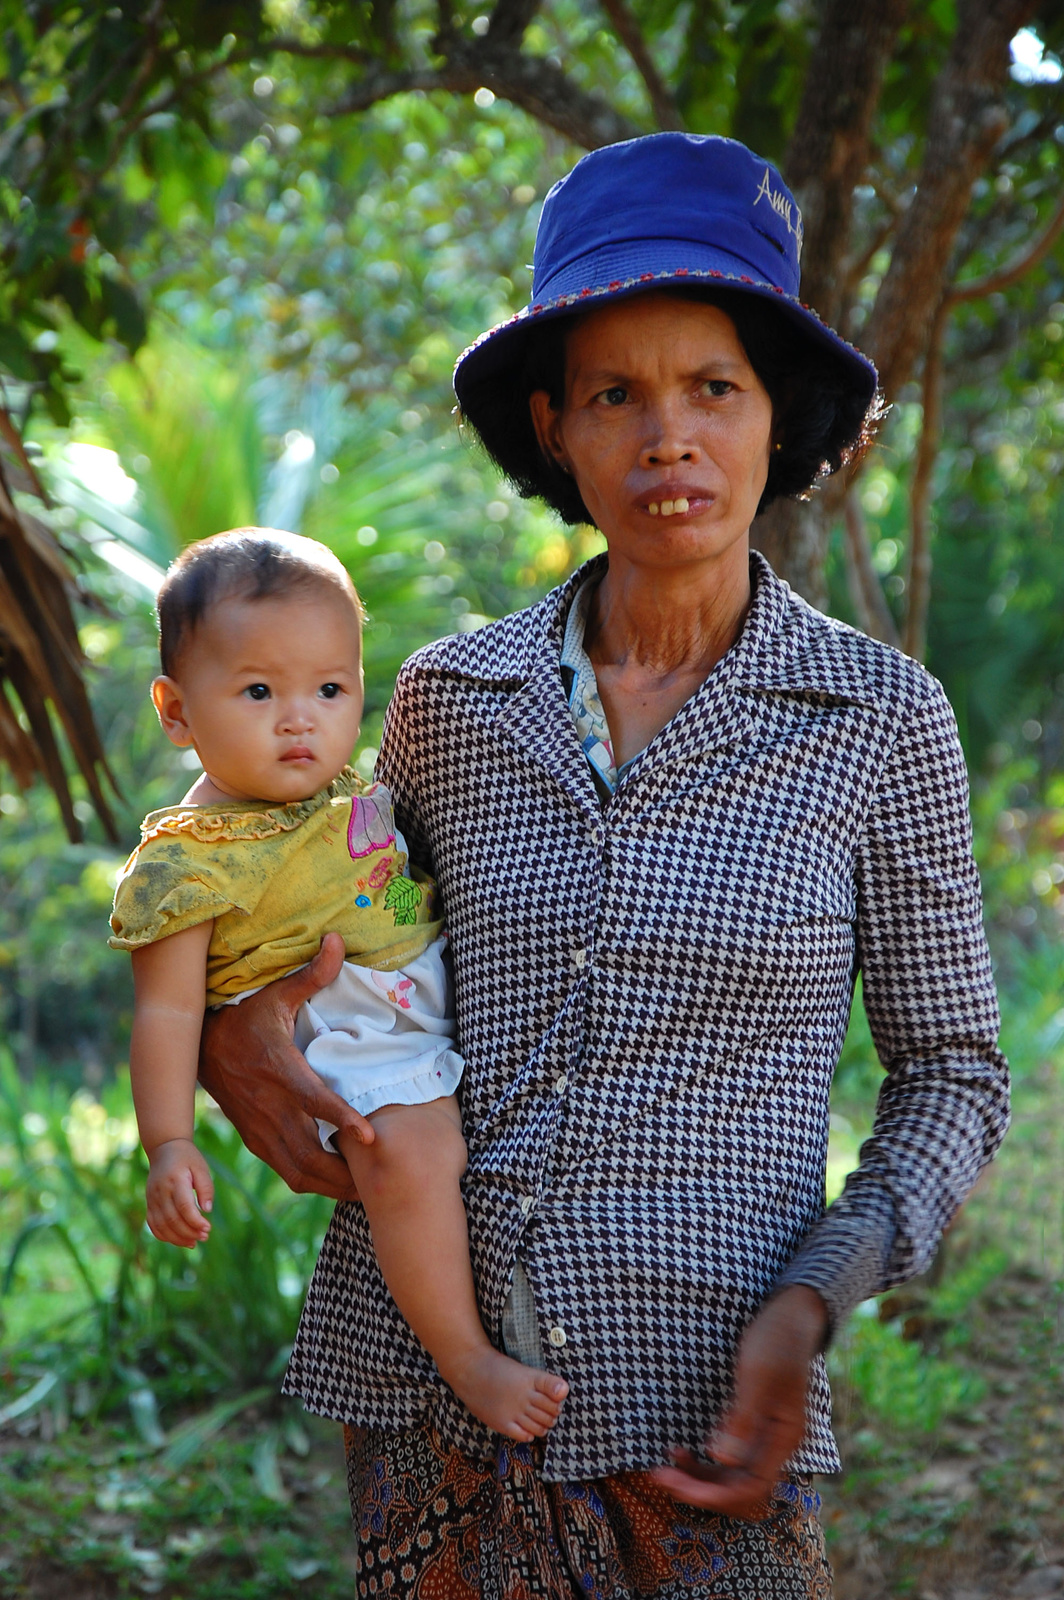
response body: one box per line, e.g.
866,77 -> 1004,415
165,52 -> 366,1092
279,703 -> 314,732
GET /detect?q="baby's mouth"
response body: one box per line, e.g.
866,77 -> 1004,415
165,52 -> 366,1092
281,746 -> 314,762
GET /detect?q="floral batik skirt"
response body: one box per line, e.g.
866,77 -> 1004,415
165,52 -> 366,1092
344,1423 -> 833,1599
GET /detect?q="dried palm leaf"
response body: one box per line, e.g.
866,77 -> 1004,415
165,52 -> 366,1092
0,414 -> 118,842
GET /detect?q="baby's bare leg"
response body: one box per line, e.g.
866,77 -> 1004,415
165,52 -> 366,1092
335,1096 -> 568,1441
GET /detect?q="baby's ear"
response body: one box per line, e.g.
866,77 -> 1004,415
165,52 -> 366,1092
151,675 -> 194,747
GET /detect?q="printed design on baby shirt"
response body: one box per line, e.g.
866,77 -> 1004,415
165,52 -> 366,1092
371,972 -> 415,1009
384,877 -> 423,926
347,786 -> 397,860
367,854 -> 396,890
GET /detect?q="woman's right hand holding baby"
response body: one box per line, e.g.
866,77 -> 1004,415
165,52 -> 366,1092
198,932 -> 372,1202
146,1137 -> 214,1247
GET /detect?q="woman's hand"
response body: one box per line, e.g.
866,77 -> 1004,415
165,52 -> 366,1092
198,932 -> 372,1201
652,1285 -> 829,1519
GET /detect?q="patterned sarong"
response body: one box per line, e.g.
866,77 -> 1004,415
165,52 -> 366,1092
344,1423 -> 833,1598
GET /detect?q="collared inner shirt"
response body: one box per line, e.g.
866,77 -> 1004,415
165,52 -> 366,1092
559,573 -> 639,800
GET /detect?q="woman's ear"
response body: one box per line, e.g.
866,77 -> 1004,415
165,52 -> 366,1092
529,390 -> 571,474
151,675 -> 194,747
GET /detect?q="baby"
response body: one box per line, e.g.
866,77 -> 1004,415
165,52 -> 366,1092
110,527 -> 567,1442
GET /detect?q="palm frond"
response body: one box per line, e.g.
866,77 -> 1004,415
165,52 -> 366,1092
0,415 -> 118,842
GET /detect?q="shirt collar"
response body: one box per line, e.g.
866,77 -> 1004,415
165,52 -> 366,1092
410,550 -> 882,711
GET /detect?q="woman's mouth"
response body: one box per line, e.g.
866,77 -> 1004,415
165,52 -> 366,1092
643,493 -> 711,518
640,484 -> 712,518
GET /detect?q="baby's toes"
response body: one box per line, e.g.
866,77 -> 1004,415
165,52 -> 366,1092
526,1400 -> 561,1431
533,1374 -> 568,1409
506,1420 -> 535,1442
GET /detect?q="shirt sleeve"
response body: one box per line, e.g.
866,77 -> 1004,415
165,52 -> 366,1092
774,678 -> 1010,1336
109,845 -> 239,950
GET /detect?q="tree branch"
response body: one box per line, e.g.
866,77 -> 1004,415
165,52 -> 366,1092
598,0 -> 683,130
331,34 -> 639,149
946,186 -> 1064,303
903,299 -> 948,662
862,0 -> 1040,404
843,492 -> 901,648
841,211 -> 899,305
487,0 -> 542,47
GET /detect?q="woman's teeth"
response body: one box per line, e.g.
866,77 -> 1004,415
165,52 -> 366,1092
647,498 -> 689,517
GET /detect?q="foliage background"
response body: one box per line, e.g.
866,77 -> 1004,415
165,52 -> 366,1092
2,4 -> 1064,1597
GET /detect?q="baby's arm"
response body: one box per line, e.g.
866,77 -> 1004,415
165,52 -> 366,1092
130,921 -> 216,1248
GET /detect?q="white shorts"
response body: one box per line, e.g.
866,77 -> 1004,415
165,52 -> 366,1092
293,934 -> 464,1148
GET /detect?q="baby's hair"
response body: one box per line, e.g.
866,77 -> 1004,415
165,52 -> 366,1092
157,527 -> 363,677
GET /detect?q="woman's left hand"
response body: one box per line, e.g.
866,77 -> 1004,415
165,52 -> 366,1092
652,1285 -> 828,1520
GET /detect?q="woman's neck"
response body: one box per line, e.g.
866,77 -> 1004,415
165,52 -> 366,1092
579,538 -> 753,771
586,539 -> 752,682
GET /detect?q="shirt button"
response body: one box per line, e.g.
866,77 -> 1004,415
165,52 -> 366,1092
554,1074 -> 568,1095
572,948 -> 586,970
519,1195 -> 535,1216
548,1326 -> 567,1348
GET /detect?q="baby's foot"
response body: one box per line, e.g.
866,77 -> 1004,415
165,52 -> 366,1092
443,1347 -> 569,1441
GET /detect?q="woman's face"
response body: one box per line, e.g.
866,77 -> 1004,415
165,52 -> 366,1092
529,293 -> 774,573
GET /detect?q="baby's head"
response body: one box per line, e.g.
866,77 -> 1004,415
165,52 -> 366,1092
152,528 -> 365,805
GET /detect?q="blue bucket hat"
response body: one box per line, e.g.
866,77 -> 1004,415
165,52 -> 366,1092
453,132 -> 878,501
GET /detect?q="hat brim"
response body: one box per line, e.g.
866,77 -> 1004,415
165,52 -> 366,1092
454,257 -> 878,442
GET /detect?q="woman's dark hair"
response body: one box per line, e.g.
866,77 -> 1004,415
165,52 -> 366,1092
157,527 -> 361,677
462,287 -> 881,526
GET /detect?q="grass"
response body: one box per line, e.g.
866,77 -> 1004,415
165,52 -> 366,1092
0,1407 -> 355,1598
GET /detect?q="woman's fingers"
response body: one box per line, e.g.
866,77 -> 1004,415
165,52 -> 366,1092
199,940 -> 362,1200
271,930 -> 348,1014
655,1285 -> 828,1520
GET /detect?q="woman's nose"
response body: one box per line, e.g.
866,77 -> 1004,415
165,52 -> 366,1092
639,399 -> 699,466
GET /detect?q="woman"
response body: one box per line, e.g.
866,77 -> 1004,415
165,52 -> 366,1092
201,134 -> 1008,1597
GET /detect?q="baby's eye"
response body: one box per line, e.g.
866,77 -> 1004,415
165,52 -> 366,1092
319,682 -> 342,700
244,683 -> 271,701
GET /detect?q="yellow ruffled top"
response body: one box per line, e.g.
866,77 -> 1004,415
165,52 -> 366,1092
109,768 -> 442,1007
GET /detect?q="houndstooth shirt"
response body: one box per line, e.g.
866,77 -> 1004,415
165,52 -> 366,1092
283,552 -> 1009,1481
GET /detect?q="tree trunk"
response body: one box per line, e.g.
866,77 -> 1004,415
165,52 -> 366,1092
762,0 -> 1037,602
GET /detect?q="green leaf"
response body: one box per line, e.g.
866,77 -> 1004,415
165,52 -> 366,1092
159,1384 -> 275,1472
100,276 -> 147,354
0,320 -> 39,380
0,1370 -> 59,1427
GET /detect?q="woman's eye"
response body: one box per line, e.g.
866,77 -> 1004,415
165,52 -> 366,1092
597,385 -> 628,407
244,683 -> 270,701
319,682 -> 342,700
701,379 -> 733,397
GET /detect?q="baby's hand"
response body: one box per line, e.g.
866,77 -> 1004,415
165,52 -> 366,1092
145,1139 -> 214,1248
